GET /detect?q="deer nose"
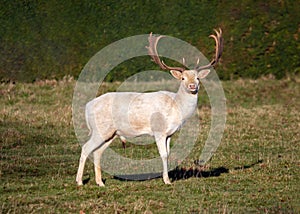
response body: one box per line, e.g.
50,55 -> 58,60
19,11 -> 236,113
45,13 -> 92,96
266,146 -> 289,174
188,83 -> 197,90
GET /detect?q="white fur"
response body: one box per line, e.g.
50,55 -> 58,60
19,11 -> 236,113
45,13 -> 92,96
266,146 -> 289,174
76,69 -> 210,186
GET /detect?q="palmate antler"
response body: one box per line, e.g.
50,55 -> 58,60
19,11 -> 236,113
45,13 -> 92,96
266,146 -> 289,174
147,29 -> 223,72
146,33 -> 186,72
195,28 -> 223,71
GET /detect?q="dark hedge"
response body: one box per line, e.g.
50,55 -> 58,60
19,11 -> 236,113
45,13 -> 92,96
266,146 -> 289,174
0,0 -> 299,82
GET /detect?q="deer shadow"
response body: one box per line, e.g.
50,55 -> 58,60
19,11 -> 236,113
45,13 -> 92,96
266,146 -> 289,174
169,166 -> 228,181
113,166 -> 229,182
169,159 -> 263,181
105,160 -> 263,183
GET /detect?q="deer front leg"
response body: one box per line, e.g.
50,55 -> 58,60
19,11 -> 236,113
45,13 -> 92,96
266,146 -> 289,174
155,134 -> 171,185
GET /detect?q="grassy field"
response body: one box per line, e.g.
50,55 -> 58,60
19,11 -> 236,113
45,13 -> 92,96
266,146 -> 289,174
0,76 -> 299,213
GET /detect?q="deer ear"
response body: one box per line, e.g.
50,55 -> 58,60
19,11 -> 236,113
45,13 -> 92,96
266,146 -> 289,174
198,69 -> 211,79
170,70 -> 182,80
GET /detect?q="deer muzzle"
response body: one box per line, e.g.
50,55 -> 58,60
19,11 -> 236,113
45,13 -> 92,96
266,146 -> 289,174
188,83 -> 198,94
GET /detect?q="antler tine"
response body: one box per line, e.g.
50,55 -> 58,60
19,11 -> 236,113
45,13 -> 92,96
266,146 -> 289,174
146,33 -> 185,72
147,33 -> 164,67
195,28 -> 223,71
212,28 -> 223,61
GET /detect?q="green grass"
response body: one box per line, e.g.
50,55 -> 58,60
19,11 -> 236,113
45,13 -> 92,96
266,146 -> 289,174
0,76 -> 299,213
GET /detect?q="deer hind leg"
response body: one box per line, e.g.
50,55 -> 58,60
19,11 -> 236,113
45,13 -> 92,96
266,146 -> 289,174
76,134 -> 105,186
166,136 -> 171,156
155,133 -> 171,185
93,139 -> 113,187
76,149 -> 88,186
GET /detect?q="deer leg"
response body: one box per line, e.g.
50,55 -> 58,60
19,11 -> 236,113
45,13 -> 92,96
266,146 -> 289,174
166,136 -> 171,156
155,134 -> 171,185
76,149 -> 88,186
93,139 -> 113,187
76,135 -> 105,186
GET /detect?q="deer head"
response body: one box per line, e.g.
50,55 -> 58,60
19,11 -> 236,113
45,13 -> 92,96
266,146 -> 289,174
146,29 -> 223,94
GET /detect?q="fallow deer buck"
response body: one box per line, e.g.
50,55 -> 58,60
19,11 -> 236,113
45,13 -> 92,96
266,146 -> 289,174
76,29 -> 223,186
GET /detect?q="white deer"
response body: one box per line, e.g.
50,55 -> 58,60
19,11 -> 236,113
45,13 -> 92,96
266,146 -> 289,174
76,29 -> 223,186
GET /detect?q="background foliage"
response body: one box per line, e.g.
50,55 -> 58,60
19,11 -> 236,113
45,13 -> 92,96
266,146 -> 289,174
0,0 -> 299,82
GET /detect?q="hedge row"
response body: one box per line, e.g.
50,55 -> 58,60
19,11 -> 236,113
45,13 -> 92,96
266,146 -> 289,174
0,0 -> 299,82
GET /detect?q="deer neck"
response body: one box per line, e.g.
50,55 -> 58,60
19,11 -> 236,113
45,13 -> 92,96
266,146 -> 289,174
174,84 -> 198,120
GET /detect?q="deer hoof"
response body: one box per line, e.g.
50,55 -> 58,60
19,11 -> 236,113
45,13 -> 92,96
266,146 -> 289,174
163,177 -> 171,185
97,182 -> 105,187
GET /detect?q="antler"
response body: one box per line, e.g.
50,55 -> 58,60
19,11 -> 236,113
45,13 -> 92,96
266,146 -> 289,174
195,28 -> 223,71
146,33 -> 186,72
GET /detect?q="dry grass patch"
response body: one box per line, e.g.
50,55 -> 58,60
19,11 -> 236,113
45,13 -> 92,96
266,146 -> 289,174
0,77 -> 299,213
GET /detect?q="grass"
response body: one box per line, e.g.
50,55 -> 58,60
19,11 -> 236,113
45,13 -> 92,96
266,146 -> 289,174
0,76 -> 299,213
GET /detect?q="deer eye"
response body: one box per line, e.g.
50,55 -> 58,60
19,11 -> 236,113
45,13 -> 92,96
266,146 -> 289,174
182,77 -> 185,80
